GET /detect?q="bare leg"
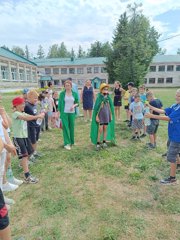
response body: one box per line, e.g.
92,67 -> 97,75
88,110 -> 92,120
83,110 -> 87,121
21,156 -> 29,173
97,126 -> 103,142
149,134 -> 155,145
118,106 -> 121,121
0,225 -> 11,240
31,143 -> 37,152
3,153 -> 11,184
103,125 -> 107,141
170,162 -> 176,177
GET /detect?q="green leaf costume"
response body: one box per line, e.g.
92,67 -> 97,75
90,93 -> 115,144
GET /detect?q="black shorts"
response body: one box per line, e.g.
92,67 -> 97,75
124,105 -> 129,110
167,141 -> 180,163
0,189 -> 9,230
100,123 -> 108,126
147,119 -> 159,134
28,126 -> 40,144
13,138 -> 34,159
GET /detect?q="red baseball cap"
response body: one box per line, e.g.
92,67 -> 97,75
12,97 -> 25,107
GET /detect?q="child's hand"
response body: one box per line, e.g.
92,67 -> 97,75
145,113 -> 152,118
96,116 -> 100,123
5,144 -> 17,156
70,105 -> 75,111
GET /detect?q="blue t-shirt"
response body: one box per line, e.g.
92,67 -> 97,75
140,94 -> 146,104
165,104 -> 180,143
129,101 -> 144,120
150,98 -> 163,120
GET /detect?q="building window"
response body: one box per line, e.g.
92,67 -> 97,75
53,68 -> 59,75
158,78 -> 164,84
11,68 -> 17,80
61,68 -> 67,74
26,70 -> 30,81
94,67 -> 99,73
87,67 -> 92,73
32,71 -> 36,82
1,66 -> 8,80
54,80 -> 60,86
69,68 -> 75,74
19,69 -> 24,80
167,65 -> 174,71
158,65 -> 165,72
176,65 -> 180,71
149,78 -> 155,84
101,67 -> 107,73
45,68 -> 51,74
149,66 -> 156,72
166,78 -> 173,83
77,68 -> 84,74
144,78 -> 147,84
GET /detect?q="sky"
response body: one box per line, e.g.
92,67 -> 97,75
0,0 -> 180,56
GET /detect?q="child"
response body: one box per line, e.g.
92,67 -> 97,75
139,85 -> 147,138
145,89 -> 180,185
47,90 -> 56,129
90,83 -> 115,150
129,94 -> 144,140
24,90 -> 44,157
146,91 -> 163,149
123,82 -> 134,122
128,87 -> 138,127
12,97 -> 44,183
0,138 -> 11,240
52,91 -> 59,128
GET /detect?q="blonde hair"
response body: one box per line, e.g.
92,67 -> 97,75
176,89 -> 180,94
115,81 -> 121,87
27,90 -> 39,100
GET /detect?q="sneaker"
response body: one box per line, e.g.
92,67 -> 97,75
102,142 -> 108,148
24,175 -> 39,184
162,152 -> 167,157
8,177 -> 23,186
131,136 -> 136,140
136,136 -> 141,141
64,145 -> 71,150
4,196 -> 15,205
2,182 -> 19,192
160,177 -> 177,185
6,204 -> 11,211
33,152 -> 43,158
29,155 -> 36,162
146,143 -> 155,149
96,144 -> 101,151
140,133 -> 146,138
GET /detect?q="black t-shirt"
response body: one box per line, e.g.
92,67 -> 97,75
150,98 -> 163,120
24,102 -> 39,127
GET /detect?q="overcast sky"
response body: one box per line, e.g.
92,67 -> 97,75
0,0 -> 180,56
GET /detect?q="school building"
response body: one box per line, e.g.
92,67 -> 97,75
0,47 -> 38,88
34,57 -> 108,89
145,55 -> 180,87
1,45 -> 180,89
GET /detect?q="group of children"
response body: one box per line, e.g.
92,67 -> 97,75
0,81 -> 179,239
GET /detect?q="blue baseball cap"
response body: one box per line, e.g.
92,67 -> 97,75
22,88 -> 29,94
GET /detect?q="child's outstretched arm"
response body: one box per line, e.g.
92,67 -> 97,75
148,104 -> 164,114
145,113 -> 169,121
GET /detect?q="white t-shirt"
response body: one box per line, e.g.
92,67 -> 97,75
64,95 -> 75,113
0,116 -> 5,142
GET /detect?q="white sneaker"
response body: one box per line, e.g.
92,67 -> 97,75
64,145 -> 71,150
4,196 -> 15,205
8,177 -> 23,186
6,204 -> 11,211
2,182 -> 19,192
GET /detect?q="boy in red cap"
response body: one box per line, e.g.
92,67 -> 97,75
12,97 -> 44,183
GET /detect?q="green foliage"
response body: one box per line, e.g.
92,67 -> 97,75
11,46 -> 25,57
87,41 -> 112,57
37,44 -> 45,59
106,3 -> 160,86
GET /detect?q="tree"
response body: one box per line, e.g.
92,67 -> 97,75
71,48 -> 75,60
12,46 -> 25,57
37,45 -> 45,59
58,42 -> 71,58
77,45 -> 86,58
25,45 -> 30,59
106,3 -> 160,85
47,44 -> 60,58
177,48 -> 180,55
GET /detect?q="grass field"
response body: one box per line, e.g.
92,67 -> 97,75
1,88 -> 180,240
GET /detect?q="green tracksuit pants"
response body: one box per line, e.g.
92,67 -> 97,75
61,113 -> 75,146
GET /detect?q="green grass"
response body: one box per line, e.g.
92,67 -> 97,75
1,88 -> 180,240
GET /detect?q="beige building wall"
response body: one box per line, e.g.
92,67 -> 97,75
0,56 -> 38,88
